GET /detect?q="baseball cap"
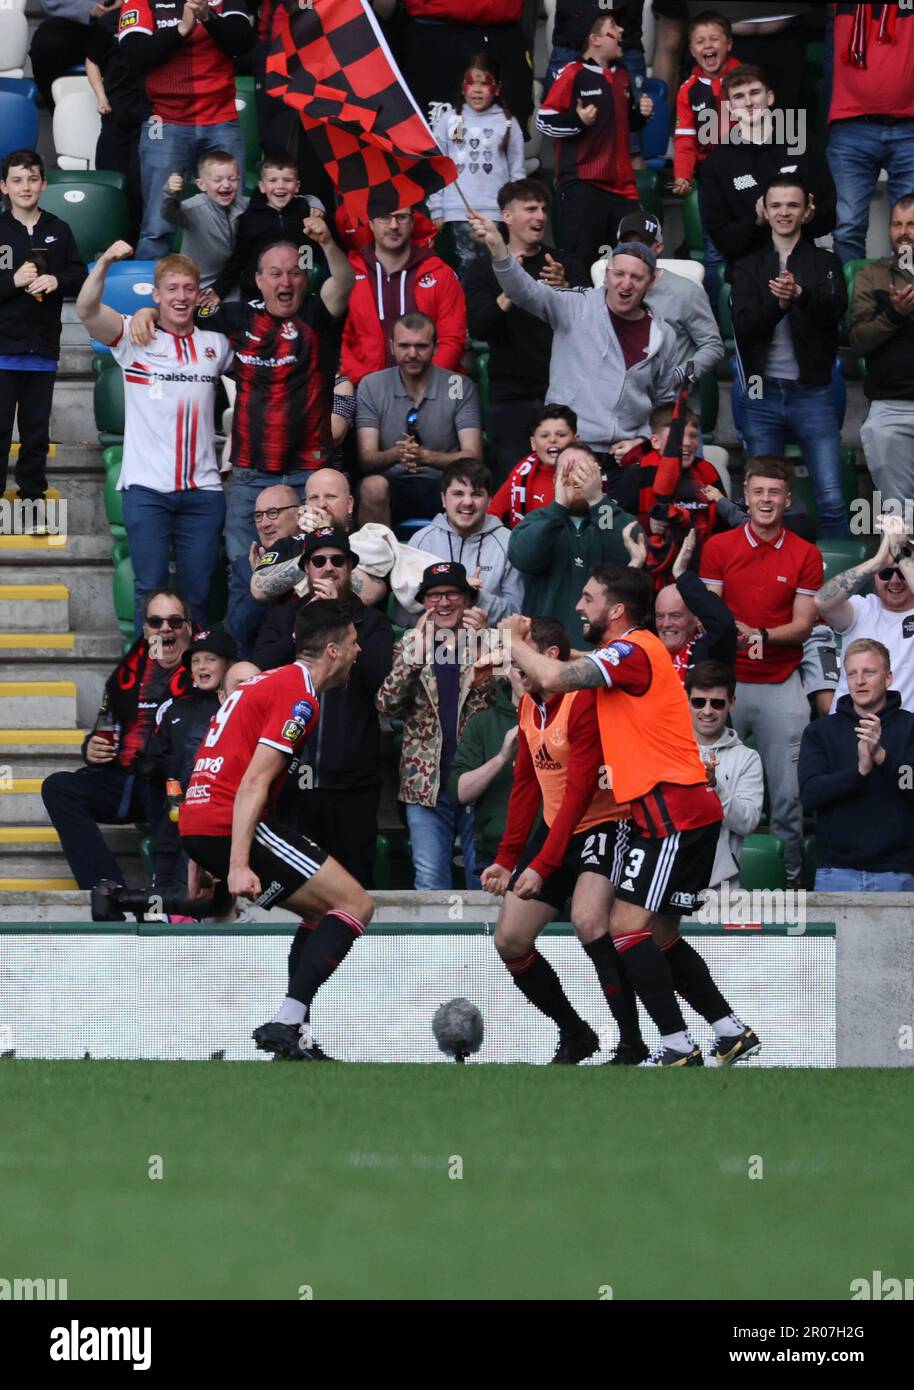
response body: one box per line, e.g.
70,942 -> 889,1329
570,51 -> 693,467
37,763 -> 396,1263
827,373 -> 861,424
301,526 -> 354,562
611,240 -> 658,272
182,630 -> 237,667
616,210 -> 662,245
415,560 -> 475,601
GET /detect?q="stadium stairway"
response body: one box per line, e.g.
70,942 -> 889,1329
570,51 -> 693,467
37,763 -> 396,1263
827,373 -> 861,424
0,304 -> 143,899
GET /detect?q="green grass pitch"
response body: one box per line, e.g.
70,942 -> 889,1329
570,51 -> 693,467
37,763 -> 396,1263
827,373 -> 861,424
3,1061 -> 912,1301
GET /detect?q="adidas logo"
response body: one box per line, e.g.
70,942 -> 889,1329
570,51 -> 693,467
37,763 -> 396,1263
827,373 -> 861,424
533,745 -> 561,771
620,878 -> 635,891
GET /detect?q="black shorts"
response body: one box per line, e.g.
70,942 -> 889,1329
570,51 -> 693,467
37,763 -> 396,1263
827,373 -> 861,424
613,821 -> 719,916
181,817 -> 329,911
510,819 -> 625,912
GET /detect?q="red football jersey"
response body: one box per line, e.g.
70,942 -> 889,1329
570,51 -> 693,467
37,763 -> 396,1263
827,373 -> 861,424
179,664 -> 319,837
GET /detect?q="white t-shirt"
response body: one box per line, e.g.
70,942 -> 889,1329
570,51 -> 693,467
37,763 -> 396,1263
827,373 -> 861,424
831,593 -> 914,712
110,316 -> 234,492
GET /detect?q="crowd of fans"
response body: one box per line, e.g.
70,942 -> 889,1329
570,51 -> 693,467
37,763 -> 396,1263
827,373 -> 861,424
6,1 -> 914,900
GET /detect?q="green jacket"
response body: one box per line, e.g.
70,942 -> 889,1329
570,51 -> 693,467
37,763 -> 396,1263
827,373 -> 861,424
446,681 -> 540,863
507,498 -> 642,648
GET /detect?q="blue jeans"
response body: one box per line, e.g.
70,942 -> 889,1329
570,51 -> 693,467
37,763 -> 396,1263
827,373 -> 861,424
827,120 -> 914,265
697,180 -> 724,322
815,866 -> 914,893
137,118 -> 246,259
405,793 -> 477,891
545,45 -> 578,91
741,377 -> 849,537
622,47 -> 647,155
122,484 -> 225,632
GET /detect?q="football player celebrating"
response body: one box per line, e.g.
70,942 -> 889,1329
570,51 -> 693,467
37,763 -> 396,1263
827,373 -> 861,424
499,565 -> 759,1067
482,617 -> 646,1065
179,600 -> 374,1061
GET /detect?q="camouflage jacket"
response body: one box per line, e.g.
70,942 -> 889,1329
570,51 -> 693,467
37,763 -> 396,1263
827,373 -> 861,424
376,631 -> 497,806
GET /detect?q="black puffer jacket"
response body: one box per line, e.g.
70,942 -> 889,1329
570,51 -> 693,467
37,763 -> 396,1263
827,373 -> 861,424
731,237 -> 847,388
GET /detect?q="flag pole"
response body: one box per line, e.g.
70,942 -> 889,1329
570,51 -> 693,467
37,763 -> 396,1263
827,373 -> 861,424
452,179 -> 474,216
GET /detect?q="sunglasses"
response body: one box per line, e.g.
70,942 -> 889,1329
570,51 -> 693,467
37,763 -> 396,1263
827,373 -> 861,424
145,614 -> 188,630
878,566 -> 904,582
405,407 -> 422,444
308,553 -> 348,568
690,696 -> 728,710
253,503 -> 299,523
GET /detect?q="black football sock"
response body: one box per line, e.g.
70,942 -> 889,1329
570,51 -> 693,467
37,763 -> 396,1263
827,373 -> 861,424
582,934 -> 645,1051
287,919 -> 316,986
503,948 -> 588,1033
288,910 -> 364,1008
614,930 -> 686,1037
662,935 -> 731,1023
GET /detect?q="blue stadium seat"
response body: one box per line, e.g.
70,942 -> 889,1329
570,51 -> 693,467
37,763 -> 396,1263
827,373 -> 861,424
641,77 -> 671,169
0,76 -> 37,103
0,89 -> 38,163
87,260 -> 157,354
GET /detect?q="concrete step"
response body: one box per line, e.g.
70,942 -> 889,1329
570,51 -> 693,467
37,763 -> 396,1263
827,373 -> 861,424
0,826 -> 144,882
0,583 -> 69,631
0,681 -> 77,728
0,778 -> 46,821
44,376 -> 95,446
0,660 -> 110,728
0,728 -> 88,781
0,631 -> 120,661
0,540 -> 115,633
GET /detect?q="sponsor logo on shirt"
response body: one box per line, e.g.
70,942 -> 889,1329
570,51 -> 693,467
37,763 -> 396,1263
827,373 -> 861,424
280,322 -> 298,340
193,755 -> 224,775
600,640 -> 634,666
670,890 -> 696,908
418,274 -> 437,289
903,615 -> 914,640
121,8 -> 139,25
292,699 -> 315,723
198,305 -> 217,318
44,235 -> 57,244
281,718 -> 304,742
204,346 -> 217,359
184,782 -> 211,802
257,551 -> 278,566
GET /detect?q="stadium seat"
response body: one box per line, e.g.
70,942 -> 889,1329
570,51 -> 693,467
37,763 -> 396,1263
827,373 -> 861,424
0,87 -> 37,162
52,89 -> 101,170
113,554 -> 136,641
87,260 -> 157,354
682,184 -> 704,258
235,76 -> 260,175
93,363 -> 125,444
39,182 -> 129,261
104,467 -> 126,541
374,834 -> 391,890
103,445 -> 123,475
46,168 -> 126,192
591,255 -> 704,288
784,443 -> 859,527
395,518 -> 433,543
739,833 -> 786,892
641,77 -> 671,169
50,74 -> 90,105
818,538 -> 872,586
0,10 -> 28,80
0,74 -> 35,102
634,168 -> 662,224
475,349 -> 490,429
139,834 -> 155,880
703,444 -> 731,497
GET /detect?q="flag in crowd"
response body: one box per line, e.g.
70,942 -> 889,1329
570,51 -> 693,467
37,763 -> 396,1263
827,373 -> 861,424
266,0 -> 458,224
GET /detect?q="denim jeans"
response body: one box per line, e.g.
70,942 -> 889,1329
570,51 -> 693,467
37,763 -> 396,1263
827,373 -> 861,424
741,377 -> 849,537
827,120 -> 914,265
697,179 -> 724,323
405,793 -> 477,890
137,118 -> 246,259
815,866 -> 914,893
122,484 -> 225,632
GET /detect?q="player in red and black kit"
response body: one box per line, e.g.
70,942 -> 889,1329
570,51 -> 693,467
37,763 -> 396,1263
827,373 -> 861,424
536,6 -> 653,267
502,565 -> 760,1068
179,600 -> 375,1061
481,617 -> 647,1065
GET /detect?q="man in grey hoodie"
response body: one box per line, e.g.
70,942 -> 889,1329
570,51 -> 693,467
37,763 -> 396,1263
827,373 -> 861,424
468,210 -> 679,459
400,459 -> 524,627
685,660 -> 764,889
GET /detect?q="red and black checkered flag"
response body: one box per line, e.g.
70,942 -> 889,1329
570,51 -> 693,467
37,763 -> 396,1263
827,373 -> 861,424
266,0 -> 458,224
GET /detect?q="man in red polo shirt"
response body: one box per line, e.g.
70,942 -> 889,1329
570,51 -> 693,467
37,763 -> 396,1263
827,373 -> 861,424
700,456 -> 822,885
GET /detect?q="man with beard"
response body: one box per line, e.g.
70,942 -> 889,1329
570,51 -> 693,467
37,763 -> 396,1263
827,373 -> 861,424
498,565 -> 759,1067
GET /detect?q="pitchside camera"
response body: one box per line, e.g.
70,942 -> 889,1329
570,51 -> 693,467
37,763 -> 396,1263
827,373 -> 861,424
91,879 -> 230,923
